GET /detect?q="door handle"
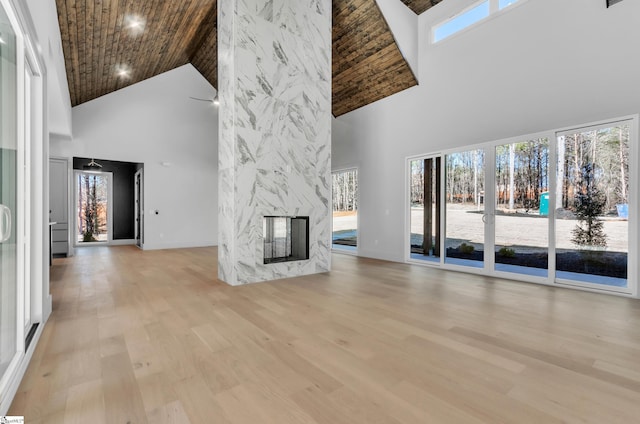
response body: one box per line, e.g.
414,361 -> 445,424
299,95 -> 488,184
0,204 -> 12,243
482,213 -> 493,225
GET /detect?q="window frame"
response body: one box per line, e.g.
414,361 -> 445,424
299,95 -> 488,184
331,167 -> 359,255
431,0 -> 529,44
405,115 -> 638,298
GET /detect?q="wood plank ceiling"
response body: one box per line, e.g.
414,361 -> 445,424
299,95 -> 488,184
400,0 -> 443,15
56,0 -> 437,116
332,0 -> 416,116
55,0 -> 218,106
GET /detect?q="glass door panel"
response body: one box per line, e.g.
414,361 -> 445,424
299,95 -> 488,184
555,124 -> 630,288
445,150 -> 485,267
331,169 -> 358,252
0,2 -> 19,380
494,139 -> 549,277
409,157 -> 441,262
76,172 -> 110,243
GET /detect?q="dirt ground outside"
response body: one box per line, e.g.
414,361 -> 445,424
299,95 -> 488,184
332,206 -> 628,253
332,211 -> 358,232
412,204 -> 628,252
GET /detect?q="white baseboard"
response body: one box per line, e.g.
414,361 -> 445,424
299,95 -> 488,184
142,241 -> 217,251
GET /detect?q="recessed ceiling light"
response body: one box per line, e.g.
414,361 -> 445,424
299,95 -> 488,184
124,14 -> 146,35
0,35 -> 5,45
115,64 -> 131,79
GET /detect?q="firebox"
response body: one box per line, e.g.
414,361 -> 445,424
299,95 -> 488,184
263,216 -> 309,264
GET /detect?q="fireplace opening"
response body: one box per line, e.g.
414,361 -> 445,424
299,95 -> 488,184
263,216 -> 309,264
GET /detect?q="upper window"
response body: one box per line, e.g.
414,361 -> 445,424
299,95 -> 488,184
434,1 -> 490,43
433,0 -> 523,43
499,0 -> 518,9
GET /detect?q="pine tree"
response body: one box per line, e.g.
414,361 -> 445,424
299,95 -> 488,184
571,163 -> 607,248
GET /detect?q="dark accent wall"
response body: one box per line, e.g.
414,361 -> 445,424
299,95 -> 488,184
73,157 -> 142,240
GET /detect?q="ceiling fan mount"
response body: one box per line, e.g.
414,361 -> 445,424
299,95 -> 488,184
189,95 -> 219,106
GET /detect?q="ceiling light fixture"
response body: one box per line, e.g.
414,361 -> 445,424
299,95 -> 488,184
83,158 -> 103,171
124,14 -> 146,35
189,95 -> 219,107
115,64 -> 131,79
0,34 -> 5,45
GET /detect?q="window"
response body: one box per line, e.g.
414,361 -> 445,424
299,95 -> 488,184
555,123 -> 630,288
409,157 -> 442,262
494,139 -> 549,277
444,149 -> 485,268
434,1 -> 489,43
332,169 -> 358,252
406,116 -> 637,296
433,0 -> 524,43
499,0 -> 519,9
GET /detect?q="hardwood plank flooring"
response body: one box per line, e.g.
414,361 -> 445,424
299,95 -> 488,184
9,246 -> 640,423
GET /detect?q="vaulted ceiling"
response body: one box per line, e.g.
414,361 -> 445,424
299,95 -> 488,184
400,0 -> 443,15
56,0 -> 440,116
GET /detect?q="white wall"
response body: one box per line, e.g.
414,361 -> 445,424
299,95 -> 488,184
24,0 -> 72,137
50,64 -> 218,250
332,0 -> 640,262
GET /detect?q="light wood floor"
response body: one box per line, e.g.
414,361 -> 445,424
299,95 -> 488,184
9,246 -> 640,423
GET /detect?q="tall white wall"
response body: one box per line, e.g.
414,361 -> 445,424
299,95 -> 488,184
50,64 -> 218,250
24,0 -> 72,137
333,0 -> 640,262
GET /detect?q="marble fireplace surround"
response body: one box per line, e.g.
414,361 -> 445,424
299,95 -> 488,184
217,0 -> 332,286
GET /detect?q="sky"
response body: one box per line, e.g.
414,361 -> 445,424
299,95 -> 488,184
434,0 -> 519,42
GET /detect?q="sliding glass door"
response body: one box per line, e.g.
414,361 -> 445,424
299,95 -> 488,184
332,169 -> 358,252
0,0 -> 19,386
409,157 -> 441,262
408,150 -> 487,269
0,0 -> 46,409
444,150 -> 485,268
407,118 -> 635,295
555,122 -> 630,289
494,139 -> 549,277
